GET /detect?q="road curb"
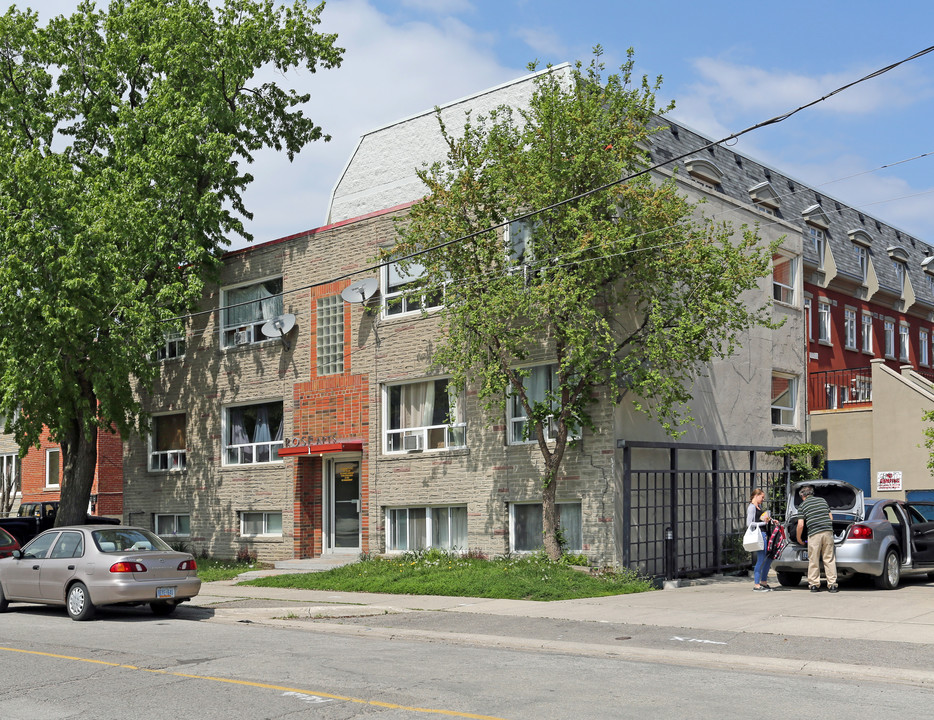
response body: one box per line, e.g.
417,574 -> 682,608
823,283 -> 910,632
205,612 -> 934,689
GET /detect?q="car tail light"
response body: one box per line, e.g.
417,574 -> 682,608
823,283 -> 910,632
849,524 -> 873,539
177,559 -> 197,571
110,561 -> 147,573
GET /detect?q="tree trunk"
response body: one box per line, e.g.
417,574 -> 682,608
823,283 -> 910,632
55,418 -> 98,526
541,471 -> 561,561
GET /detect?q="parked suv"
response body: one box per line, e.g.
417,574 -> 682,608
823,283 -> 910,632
772,480 -> 934,589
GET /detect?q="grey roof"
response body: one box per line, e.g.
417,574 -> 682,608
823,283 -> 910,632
648,117 -> 934,307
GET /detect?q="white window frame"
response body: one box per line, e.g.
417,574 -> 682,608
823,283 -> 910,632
0,453 -> 19,499
772,254 -> 796,305
45,448 -> 60,489
771,373 -> 797,427
804,297 -> 812,341
900,323 -> 911,361
921,329 -> 930,366
223,401 -> 285,466
861,313 -> 874,354
854,245 -> 868,283
220,276 -> 284,348
507,364 -> 581,445
316,295 -> 344,375
153,329 -> 186,362
148,413 -> 187,472
843,308 -> 857,350
508,501 -> 583,553
817,301 -> 832,344
506,219 -> 535,267
155,513 -> 191,538
809,227 -> 825,269
884,320 -> 896,358
385,505 -> 468,553
383,378 -> 466,454
894,261 -> 906,293
240,511 -> 283,538
381,261 -> 443,317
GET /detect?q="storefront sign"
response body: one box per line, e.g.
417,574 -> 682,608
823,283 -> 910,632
877,471 -> 902,492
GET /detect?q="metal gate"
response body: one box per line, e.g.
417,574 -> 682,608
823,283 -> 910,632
621,441 -> 790,579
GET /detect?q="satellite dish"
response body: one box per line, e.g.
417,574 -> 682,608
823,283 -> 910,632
340,277 -> 378,304
261,313 -> 296,351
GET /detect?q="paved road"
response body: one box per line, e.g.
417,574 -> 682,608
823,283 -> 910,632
186,570 -> 934,687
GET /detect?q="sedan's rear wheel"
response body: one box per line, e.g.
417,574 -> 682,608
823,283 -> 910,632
150,601 -> 177,616
0,582 -> 8,612
776,571 -> 802,587
66,582 -> 96,621
874,549 -> 901,590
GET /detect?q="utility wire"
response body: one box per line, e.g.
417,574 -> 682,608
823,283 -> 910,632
166,43 -> 934,327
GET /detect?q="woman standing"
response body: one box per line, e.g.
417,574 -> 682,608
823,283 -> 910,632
746,488 -> 773,592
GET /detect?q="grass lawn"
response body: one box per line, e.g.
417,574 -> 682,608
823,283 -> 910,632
197,557 -> 270,583
239,550 -> 655,601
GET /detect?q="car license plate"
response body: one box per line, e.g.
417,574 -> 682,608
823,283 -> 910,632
800,551 -> 808,561
156,587 -> 176,599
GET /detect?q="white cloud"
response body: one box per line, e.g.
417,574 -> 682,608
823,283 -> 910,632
233,0 -> 520,245
684,57 -> 931,122
514,26 -> 566,59
398,0 -> 475,13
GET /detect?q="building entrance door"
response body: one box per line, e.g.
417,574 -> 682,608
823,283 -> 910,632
328,459 -> 360,552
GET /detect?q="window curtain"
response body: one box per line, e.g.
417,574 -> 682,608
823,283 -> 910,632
253,406 -> 271,444
224,282 -> 283,327
401,381 -> 435,428
558,504 -> 583,552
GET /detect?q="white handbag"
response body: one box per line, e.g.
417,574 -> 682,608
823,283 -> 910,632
743,524 -> 764,552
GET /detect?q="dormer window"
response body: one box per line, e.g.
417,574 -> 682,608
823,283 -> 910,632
888,246 -> 909,293
749,182 -> 780,216
683,157 -> 723,189
922,256 -> 934,296
802,204 -> 830,230
848,229 -> 872,284
803,205 -> 831,269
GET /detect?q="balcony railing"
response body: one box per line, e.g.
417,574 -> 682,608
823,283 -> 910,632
808,368 -> 872,411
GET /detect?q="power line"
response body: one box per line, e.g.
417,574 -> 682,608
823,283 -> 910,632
166,43 -> 934,328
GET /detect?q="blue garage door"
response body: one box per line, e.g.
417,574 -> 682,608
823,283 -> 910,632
825,459 -> 871,497
907,490 -> 934,502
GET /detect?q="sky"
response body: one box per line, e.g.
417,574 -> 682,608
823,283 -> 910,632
28,0 -> 934,250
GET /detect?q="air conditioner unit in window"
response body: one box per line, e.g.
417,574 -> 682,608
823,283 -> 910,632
234,329 -> 251,346
402,435 -> 422,451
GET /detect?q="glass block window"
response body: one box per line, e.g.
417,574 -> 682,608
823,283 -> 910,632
317,295 -> 344,375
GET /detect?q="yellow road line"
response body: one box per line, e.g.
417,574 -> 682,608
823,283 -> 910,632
0,645 -> 509,719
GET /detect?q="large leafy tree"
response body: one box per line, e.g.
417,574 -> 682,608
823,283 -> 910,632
391,49 -> 778,559
0,0 -> 342,525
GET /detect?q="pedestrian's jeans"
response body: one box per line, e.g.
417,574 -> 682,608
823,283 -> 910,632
806,530 -> 838,587
754,531 -> 772,585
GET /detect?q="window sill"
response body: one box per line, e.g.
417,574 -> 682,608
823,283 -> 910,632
844,345 -> 859,352
381,447 -> 469,458
238,535 -> 284,542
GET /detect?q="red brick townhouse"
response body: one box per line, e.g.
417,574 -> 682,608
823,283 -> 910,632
651,118 -> 934,500
0,425 -> 123,517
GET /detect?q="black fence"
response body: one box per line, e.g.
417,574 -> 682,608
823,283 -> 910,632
621,441 -> 791,579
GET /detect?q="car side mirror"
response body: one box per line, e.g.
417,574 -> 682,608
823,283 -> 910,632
11,550 -> 21,559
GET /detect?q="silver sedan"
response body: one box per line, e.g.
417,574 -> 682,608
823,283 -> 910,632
0,525 -> 201,620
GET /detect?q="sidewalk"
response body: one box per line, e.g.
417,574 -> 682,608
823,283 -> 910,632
183,562 -> 934,686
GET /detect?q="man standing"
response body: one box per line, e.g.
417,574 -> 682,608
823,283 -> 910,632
796,485 -> 838,593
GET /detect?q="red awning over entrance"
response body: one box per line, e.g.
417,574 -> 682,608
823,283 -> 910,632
278,441 -> 363,457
